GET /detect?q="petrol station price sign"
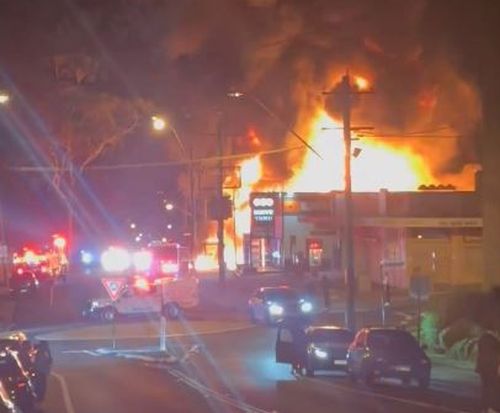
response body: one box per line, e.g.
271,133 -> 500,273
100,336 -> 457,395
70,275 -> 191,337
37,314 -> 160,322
250,193 -> 281,238
101,277 -> 126,302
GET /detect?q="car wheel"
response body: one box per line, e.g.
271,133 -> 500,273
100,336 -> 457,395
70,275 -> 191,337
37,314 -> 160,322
418,376 -> 430,390
249,308 -> 257,324
101,307 -> 116,322
363,368 -> 375,386
306,364 -> 315,377
347,365 -> 358,383
164,303 -> 180,320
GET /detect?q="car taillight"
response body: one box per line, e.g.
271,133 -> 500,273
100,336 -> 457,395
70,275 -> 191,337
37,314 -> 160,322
16,268 -> 23,275
16,381 -> 26,388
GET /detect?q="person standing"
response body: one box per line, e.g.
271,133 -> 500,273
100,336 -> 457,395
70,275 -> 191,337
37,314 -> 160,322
476,330 -> 500,413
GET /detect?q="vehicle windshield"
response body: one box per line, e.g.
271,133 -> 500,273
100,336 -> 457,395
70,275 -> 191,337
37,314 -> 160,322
264,289 -> 298,301
310,329 -> 354,344
367,330 -> 420,351
151,246 -> 178,260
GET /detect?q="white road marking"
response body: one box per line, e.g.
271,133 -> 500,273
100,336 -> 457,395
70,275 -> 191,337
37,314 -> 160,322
36,324 -> 255,341
168,368 -> 276,413
61,349 -> 102,356
51,372 -> 76,413
304,377 -> 470,413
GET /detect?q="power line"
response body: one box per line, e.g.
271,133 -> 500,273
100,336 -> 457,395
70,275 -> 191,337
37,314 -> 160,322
8,144 -> 305,173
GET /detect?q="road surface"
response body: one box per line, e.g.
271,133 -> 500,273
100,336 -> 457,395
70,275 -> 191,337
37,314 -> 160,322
33,319 -> 480,413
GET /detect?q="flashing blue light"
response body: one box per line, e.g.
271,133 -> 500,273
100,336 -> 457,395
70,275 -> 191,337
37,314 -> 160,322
81,251 -> 94,265
300,301 -> 313,313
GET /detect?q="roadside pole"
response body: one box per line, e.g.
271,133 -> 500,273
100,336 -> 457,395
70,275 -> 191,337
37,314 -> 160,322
101,278 -> 126,351
160,280 -> 166,352
409,273 -> 431,346
112,315 -> 116,349
416,293 -> 422,345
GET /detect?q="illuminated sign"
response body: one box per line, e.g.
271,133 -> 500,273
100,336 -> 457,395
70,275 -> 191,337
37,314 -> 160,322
251,194 -> 281,237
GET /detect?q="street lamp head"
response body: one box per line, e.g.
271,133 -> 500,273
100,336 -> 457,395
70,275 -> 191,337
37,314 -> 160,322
0,92 -> 10,105
165,203 -> 174,211
151,115 -> 167,131
227,91 -> 244,98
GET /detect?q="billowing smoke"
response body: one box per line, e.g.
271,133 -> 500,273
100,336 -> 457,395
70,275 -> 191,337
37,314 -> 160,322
162,0 -> 481,188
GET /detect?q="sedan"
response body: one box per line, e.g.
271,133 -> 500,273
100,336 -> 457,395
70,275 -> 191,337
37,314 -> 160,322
347,327 -> 431,389
8,271 -> 39,297
248,286 -> 314,325
305,326 -> 354,376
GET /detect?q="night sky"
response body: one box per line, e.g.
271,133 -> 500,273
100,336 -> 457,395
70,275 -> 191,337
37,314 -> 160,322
0,0 -> 499,247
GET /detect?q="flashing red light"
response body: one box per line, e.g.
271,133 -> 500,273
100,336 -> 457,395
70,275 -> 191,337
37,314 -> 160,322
16,268 -> 23,275
133,277 -> 150,292
53,236 -> 67,249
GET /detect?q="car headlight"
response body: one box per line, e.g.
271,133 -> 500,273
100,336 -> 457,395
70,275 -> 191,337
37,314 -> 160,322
90,300 -> 99,309
313,347 -> 328,359
268,303 -> 284,316
300,300 -> 313,313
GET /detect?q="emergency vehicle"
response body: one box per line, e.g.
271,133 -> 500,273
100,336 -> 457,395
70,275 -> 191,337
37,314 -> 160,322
12,243 -> 68,282
101,241 -> 189,280
82,275 -> 199,321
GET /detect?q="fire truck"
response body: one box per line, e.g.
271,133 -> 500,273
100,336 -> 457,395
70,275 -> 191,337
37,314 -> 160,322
100,241 -> 189,280
12,236 -> 68,282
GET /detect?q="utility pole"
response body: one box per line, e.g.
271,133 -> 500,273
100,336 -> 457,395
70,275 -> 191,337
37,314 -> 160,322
188,146 -> 197,270
339,73 -> 357,333
216,114 -> 226,284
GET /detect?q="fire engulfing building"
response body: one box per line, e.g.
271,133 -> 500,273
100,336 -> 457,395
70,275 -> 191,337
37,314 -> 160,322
246,189 -> 482,290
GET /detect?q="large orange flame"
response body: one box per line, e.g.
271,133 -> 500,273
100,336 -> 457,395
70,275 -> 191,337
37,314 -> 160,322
287,110 -> 432,192
195,109 -> 475,272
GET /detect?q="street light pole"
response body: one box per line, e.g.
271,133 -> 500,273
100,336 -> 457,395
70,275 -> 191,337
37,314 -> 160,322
189,147 -> 197,270
216,114 -> 226,284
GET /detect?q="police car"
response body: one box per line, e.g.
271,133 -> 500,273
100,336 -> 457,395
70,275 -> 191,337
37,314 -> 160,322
83,276 -> 199,322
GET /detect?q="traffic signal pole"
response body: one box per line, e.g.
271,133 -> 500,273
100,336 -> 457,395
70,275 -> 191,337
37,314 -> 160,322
216,115 -> 226,284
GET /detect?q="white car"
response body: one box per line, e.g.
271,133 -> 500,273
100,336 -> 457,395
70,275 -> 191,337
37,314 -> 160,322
248,286 -> 314,325
83,277 -> 199,321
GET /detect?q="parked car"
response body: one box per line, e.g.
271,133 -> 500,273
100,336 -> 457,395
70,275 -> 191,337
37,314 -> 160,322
248,286 -> 314,325
347,327 -> 431,388
8,271 -> 39,297
0,352 -> 35,412
304,326 -> 354,376
0,332 -> 53,402
275,323 -> 353,377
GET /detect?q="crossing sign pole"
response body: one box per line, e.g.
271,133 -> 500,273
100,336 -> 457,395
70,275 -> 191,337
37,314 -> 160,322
101,278 -> 126,349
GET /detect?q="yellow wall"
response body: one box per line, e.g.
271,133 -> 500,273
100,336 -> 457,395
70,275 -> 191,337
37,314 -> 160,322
406,235 -> 483,287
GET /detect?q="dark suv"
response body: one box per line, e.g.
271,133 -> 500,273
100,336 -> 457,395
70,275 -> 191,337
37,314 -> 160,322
347,328 -> 431,389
